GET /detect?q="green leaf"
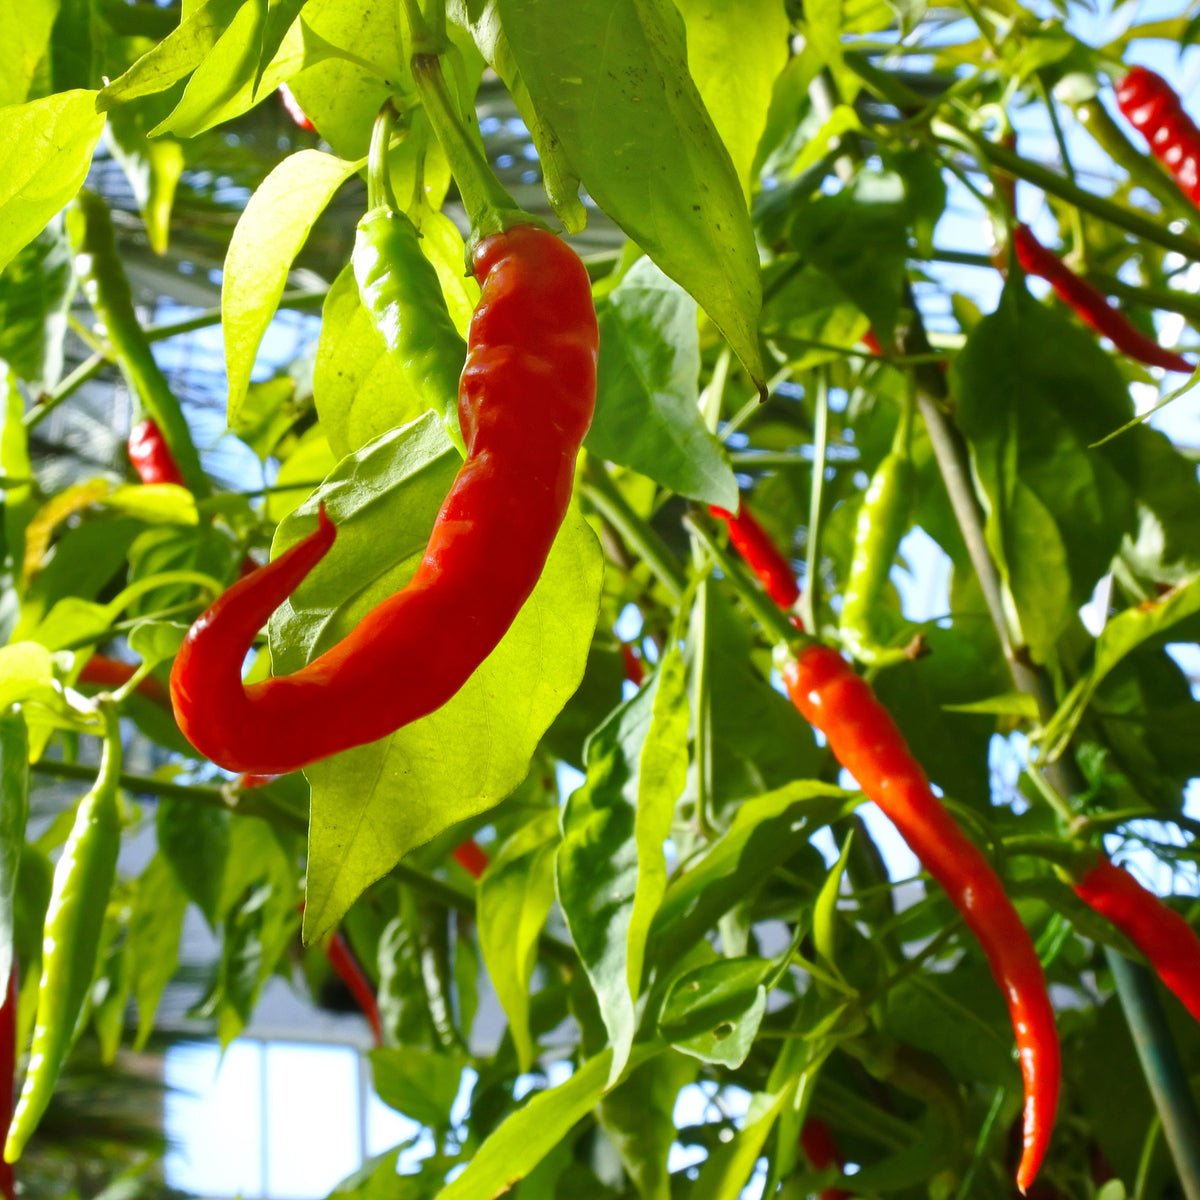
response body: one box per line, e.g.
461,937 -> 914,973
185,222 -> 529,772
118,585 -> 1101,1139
438,1045 -> 658,1200
0,713 -> 28,993
761,261 -> 869,372
268,415 -> 602,942
692,1080 -> 797,1200
497,0 -> 764,390
0,0 -> 59,107
0,643 -> 59,711
224,149 -> 360,427
596,1051 -> 696,1200
0,91 -> 106,277
658,950 -> 769,1067
157,798 -> 230,927
369,1047 -> 466,1130
812,830 -> 853,969
477,809 -> 559,1071
954,284 -> 1139,661
557,645 -> 689,1082
0,220 -> 74,389
104,483 -> 198,526
674,0 -> 789,197
97,0 -> 246,108
589,258 -> 737,509
314,265 -> 445,460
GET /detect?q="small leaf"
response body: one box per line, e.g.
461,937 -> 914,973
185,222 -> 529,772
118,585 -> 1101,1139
105,483 -> 198,526
224,150 -> 360,427
812,830 -> 853,969
157,799 -> 230,927
658,952 -> 769,1067
0,91 -> 106,276
589,258 -> 738,509
369,1047 -> 466,1130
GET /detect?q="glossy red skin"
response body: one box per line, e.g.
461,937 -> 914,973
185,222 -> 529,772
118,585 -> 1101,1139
708,503 -> 801,610
278,83 -> 317,133
1117,66 -> 1200,204
1074,857 -> 1200,1024
799,1117 -> 851,1200
128,418 -> 187,486
170,226 -> 598,773
0,963 -> 16,1200
324,931 -> 382,1046
453,838 -> 490,880
1013,224 -> 1193,374
783,643 -> 1059,1192
78,655 -> 171,708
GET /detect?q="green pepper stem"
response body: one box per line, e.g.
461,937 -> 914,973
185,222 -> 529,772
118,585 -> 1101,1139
367,104 -> 402,213
411,51 -> 531,240
93,701 -> 123,801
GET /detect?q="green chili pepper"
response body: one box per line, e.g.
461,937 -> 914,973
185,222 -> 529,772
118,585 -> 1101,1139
839,392 -> 917,668
66,191 -> 209,497
4,704 -> 123,1164
352,107 -> 467,453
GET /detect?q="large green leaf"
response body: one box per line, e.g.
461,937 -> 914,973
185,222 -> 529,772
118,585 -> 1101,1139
0,0 -> 59,108
589,258 -> 737,509
370,1047 -> 467,1130
954,284 -> 1139,661
0,91 -> 105,276
497,0 -> 764,390
267,415 -> 602,942
557,645 -> 689,1082
477,809 -> 559,1072
0,220 -> 73,388
224,149 -> 360,426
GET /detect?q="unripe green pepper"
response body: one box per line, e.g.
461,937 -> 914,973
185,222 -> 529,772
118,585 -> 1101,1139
4,705 -> 122,1163
352,106 -> 467,454
839,394 -> 916,667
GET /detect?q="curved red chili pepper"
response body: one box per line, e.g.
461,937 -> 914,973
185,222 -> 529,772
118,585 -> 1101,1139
708,503 -> 801,611
1012,225 -> 1193,374
799,1117 -> 852,1200
783,643 -> 1059,1192
127,418 -> 187,487
170,226 -> 598,773
323,931 -> 383,1046
77,655 -> 171,708
453,838 -> 489,880
0,963 -> 17,1200
1116,66 -> 1200,205
1073,856 -> 1200,1024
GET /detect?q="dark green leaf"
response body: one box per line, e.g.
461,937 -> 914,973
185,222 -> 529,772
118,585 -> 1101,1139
157,798 -> 230,927
369,1047 -> 467,1130
128,852 -> 188,1050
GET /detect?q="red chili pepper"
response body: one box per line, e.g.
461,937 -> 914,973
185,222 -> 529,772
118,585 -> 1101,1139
1012,224 -> 1193,374
708,503 -> 800,611
278,83 -> 317,133
861,329 -> 884,356
0,963 -> 17,1200
1115,66 -> 1200,205
782,643 -> 1059,1192
127,418 -> 186,487
323,931 -> 383,1046
1072,855 -> 1200,1024
170,226 -> 598,774
620,642 -> 645,686
799,1117 -> 852,1200
77,655 -> 171,708
453,838 -> 489,880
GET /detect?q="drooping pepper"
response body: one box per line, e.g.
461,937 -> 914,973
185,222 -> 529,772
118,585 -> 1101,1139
453,838 -> 489,880
799,1117 -> 852,1200
68,191 -> 209,497
782,643 -> 1059,1192
1012,224 -> 1193,374
839,392 -> 917,667
5,706 -> 123,1163
170,224 -> 599,774
278,83 -> 316,133
77,654 -> 171,708
708,502 -> 801,612
1115,66 -> 1200,208
127,417 -> 186,487
1072,854 -> 1200,1024
0,963 -> 15,1200
323,931 -> 383,1046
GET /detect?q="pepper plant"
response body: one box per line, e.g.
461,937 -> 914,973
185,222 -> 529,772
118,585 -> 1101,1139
1,1 -> 1200,1197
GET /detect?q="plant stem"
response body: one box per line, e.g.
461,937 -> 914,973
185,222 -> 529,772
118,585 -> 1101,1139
802,372 -> 829,636
1107,947 -> 1200,1200
581,460 -> 686,599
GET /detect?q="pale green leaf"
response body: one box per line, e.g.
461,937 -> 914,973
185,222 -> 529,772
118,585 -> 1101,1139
0,0 -> 59,109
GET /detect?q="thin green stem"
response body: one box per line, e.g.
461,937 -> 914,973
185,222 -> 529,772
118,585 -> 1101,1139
367,104 -> 402,212
581,459 -> 686,599
801,372 -> 829,636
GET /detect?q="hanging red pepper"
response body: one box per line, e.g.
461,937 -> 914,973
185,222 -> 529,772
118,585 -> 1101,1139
708,503 -> 801,612
127,418 -> 186,487
453,839 -> 489,880
170,225 -> 598,774
0,964 -> 16,1200
620,642 -> 646,686
1115,66 -> 1200,206
1012,224 -> 1193,374
77,655 -> 171,708
782,643 -> 1059,1192
323,931 -> 383,1046
1071,854 -> 1200,1024
799,1118 -> 852,1200
278,83 -> 317,133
